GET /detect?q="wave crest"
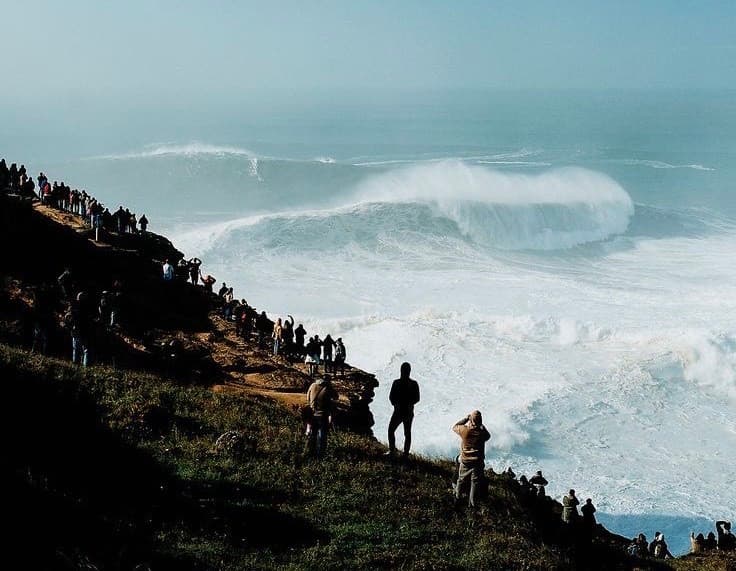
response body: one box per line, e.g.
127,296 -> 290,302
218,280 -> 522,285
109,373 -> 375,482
351,161 -> 634,250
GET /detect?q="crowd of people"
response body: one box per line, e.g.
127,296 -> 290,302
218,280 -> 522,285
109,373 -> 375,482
1,158 -> 149,239
626,520 -> 735,560
5,157 -> 734,562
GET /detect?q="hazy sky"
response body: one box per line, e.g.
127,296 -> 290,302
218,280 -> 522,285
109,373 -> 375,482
2,0 -> 735,103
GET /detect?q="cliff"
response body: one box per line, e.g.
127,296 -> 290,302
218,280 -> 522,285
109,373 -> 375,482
1,192 -> 733,570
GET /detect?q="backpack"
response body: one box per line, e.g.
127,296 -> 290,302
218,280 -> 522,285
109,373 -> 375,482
653,543 -> 664,558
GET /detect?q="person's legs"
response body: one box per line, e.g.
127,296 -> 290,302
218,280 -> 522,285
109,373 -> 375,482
316,416 -> 329,458
456,462 -> 472,501
469,463 -> 482,507
387,410 -> 402,453
305,423 -> 317,457
402,414 -> 414,455
81,341 -> 89,367
72,336 -> 79,364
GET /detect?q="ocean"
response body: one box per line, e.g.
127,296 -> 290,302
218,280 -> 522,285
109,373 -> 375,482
4,89 -> 735,554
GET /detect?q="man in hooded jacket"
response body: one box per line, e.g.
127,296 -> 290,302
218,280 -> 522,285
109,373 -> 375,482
306,376 -> 337,458
452,410 -> 491,508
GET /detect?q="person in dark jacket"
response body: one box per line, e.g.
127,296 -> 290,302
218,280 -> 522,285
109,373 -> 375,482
530,470 -> 548,497
452,410 -> 491,508
562,489 -> 580,524
294,323 -> 306,354
717,521 -> 736,551
387,362 -> 420,456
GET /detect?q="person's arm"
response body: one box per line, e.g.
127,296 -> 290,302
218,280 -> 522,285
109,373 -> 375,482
389,381 -> 397,406
452,416 -> 469,435
481,426 -> 491,442
287,315 -> 294,327
412,381 -> 420,405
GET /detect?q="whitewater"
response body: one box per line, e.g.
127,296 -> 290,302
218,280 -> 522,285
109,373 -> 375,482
9,91 -> 736,554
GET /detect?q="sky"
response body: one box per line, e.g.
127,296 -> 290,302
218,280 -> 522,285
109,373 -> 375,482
1,0 -> 735,105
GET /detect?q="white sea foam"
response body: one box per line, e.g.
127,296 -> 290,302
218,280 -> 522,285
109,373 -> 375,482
475,160 -> 552,167
613,158 -> 715,171
94,142 -> 259,160
160,151 -> 736,558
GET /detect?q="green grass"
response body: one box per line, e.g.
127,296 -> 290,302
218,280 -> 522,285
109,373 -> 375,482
6,343 -> 730,570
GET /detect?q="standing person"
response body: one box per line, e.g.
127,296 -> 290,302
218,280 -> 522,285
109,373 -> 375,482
257,311 -> 269,348
294,323 -> 306,355
530,470 -> 548,497
306,376 -> 337,459
452,410 -> 491,508
322,333 -> 335,373
68,291 -> 93,367
581,498 -> 597,541
334,338 -> 346,376
201,274 -> 216,293
139,214 -> 149,233
272,317 -> 283,355
581,498 -> 596,527
387,362 -> 420,457
716,521 -> 736,551
187,258 -> 200,285
162,259 -> 175,281
562,489 -> 580,524
57,267 -> 74,300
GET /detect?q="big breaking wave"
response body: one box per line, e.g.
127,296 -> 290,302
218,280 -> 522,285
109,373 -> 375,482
176,161 -> 634,255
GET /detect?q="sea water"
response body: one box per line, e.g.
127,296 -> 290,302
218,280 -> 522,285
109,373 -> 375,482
4,90 -> 736,554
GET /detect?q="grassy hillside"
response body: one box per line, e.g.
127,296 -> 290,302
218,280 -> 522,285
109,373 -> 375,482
2,342 -> 625,570
3,195 -> 735,570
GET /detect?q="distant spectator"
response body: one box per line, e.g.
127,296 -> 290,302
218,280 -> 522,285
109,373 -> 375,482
201,274 -> 216,293
295,323 -> 306,354
57,267 -> 74,299
581,498 -> 596,528
188,258 -> 201,285
139,214 -> 149,232
530,470 -> 548,497
628,533 -> 649,558
717,520 -> 736,551
306,376 -> 337,459
272,317 -> 283,355
690,532 -> 705,554
162,259 -> 175,281
561,489 -> 579,524
218,282 -> 228,297
705,531 -> 717,551
334,337 -> 346,376
322,333 -> 335,373
256,311 -> 269,348
651,533 -> 673,559
67,291 -> 93,367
